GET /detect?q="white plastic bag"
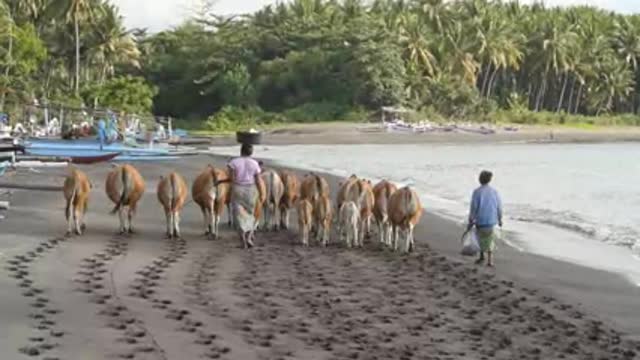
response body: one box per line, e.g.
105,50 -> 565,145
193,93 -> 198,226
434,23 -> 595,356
460,228 -> 481,256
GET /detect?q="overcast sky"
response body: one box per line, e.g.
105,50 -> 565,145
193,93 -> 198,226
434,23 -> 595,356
110,0 -> 639,32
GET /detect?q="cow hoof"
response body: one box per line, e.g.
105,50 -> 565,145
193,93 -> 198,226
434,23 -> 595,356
75,229 -> 83,236
128,228 -> 136,235
64,231 -> 73,238
81,224 -> 87,232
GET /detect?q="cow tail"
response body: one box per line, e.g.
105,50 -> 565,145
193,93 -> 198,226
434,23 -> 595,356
314,174 -> 324,198
110,167 -> 129,215
170,173 -> 177,212
403,188 -> 416,224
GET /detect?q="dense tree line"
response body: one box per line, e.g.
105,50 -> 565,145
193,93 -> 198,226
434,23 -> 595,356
2,0 -> 640,126
0,0 -> 151,116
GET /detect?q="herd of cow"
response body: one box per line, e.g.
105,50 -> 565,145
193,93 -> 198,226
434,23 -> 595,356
62,162 -> 423,253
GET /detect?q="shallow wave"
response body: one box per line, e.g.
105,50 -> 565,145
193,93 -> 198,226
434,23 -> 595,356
511,206 -> 640,254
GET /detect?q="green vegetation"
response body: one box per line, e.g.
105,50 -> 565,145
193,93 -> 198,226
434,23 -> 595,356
0,0 -> 148,117
2,0 -> 640,130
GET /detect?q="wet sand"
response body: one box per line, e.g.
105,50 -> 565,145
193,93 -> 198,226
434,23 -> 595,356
1,156 -> 640,360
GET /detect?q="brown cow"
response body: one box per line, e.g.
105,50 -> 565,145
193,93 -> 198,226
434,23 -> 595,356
388,186 -> 423,253
356,179 -> 375,243
105,164 -> 145,234
261,169 -> 285,231
279,170 -> 299,230
300,173 -> 330,203
63,166 -> 92,236
336,174 -> 359,211
300,173 -> 330,237
338,201 -> 360,248
192,165 -> 231,239
157,172 -> 188,239
297,199 -> 313,246
314,193 -> 333,247
373,180 -> 398,246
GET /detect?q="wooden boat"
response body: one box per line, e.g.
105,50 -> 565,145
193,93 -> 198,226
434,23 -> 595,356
71,152 -> 121,164
25,138 -> 170,155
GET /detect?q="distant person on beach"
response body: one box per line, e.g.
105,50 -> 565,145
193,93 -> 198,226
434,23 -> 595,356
468,170 -> 503,267
228,144 -> 262,248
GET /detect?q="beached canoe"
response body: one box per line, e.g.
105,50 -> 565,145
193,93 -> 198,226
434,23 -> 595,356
71,152 -> 121,164
112,155 -> 180,162
25,138 -> 170,155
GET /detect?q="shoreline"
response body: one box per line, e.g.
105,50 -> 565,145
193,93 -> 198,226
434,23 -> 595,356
202,122 -> 640,146
255,156 -> 640,338
0,155 -> 639,359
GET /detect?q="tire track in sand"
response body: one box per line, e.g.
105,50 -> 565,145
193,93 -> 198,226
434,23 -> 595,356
74,235 -> 166,360
5,236 -> 67,358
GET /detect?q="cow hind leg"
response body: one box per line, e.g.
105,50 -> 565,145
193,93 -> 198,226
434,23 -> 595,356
74,206 -> 83,235
80,201 -> 87,232
66,202 -> 74,236
202,208 -> 210,235
127,208 -> 135,234
117,207 -> 127,235
173,211 -> 181,239
214,213 -> 221,240
273,205 -> 280,231
407,224 -> 415,253
392,226 -> 399,251
322,224 -> 329,247
209,207 -> 217,240
165,210 -> 173,238
349,222 -> 360,247
378,220 -> 385,245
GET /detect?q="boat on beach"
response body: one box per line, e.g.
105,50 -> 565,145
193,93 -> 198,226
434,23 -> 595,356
24,138 -> 171,156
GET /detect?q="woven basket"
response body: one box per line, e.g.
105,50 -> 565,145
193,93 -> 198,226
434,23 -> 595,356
236,131 -> 262,145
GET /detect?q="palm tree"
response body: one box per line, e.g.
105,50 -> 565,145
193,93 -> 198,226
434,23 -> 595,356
612,16 -> 640,112
89,4 -> 140,84
397,13 -> 437,78
48,0 -> 92,95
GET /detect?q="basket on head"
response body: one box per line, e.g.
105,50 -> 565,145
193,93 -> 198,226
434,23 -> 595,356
236,130 -> 262,145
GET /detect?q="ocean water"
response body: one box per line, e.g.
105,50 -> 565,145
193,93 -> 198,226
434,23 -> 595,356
212,143 -> 640,284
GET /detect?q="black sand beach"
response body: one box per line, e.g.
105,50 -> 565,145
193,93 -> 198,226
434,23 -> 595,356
1,153 -> 639,360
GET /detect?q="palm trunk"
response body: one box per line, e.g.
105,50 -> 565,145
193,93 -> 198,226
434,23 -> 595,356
0,22 -> 13,112
535,78 -> 547,111
74,14 -> 81,96
556,73 -> 568,112
480,64 -> 491,97
567,76 -> 576,113
487,67 -> 500,98
573,83 -> 583,114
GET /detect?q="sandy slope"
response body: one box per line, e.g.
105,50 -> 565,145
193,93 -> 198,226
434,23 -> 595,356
1,156 -> 639,360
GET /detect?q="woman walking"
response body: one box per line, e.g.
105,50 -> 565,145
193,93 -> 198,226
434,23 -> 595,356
467,170 -> 503,267
228,144 -> 263,248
